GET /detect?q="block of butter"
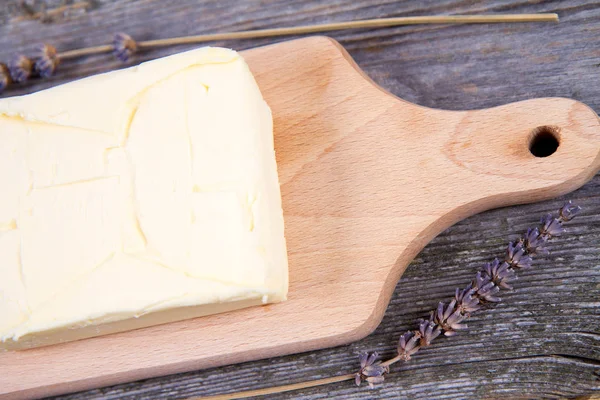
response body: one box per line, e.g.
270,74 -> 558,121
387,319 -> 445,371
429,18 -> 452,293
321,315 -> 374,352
0,47 -> 288,349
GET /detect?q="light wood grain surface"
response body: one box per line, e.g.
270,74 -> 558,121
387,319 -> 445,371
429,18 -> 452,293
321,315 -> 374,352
0,1 -> 599,399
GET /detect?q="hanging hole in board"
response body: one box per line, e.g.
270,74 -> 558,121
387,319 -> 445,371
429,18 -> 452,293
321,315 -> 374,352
529,126 -> 560,157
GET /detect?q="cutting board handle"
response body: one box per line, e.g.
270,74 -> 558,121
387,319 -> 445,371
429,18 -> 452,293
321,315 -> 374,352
304,38 -> 600,226
419,97 -> 600,212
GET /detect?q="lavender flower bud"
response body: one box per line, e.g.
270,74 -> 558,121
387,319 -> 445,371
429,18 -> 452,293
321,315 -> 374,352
9,55 -> 33,83
559,200 -> 581,222
34,44 -> 60,78
397,331 -> 420,360
506,242 -> 532,269
354,372 -> 361,387
0,63 -> 11,93
355,352 -> 388,387
524,227 -> 548,255
113,33 -> 137,62
455,287 -> 481,313
434,300 -> 468,336
482,259 -> 514,290
540,214 -> 564,238
472,272 -> 501,302
418,319 -> 442,346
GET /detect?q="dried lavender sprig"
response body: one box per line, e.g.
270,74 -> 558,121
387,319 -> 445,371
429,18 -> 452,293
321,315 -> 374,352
354,352 -> 389,387
9,55 -> 34,83
0,14 -> 558,93
418,318 -> 441,347
455,287 -> 481,313
397,331 -> 420,361
558,200 -> 581,222
355,201 -> 580,387
34,44 -> 60,78
0,63 -> 11,93
434,299 -> 469,336
523,227 -> 548,255
482,259 -> 514,290
113,33 -> 138,62
506,241 -> 533,269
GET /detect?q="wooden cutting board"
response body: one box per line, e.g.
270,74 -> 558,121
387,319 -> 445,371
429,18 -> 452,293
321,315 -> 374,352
2,36 -> 600,400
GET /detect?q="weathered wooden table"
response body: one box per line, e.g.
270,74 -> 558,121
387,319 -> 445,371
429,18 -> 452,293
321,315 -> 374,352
1,1 -> 599,399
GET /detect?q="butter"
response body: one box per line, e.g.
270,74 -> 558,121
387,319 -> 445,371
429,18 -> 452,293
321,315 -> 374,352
0,47 -> 288,349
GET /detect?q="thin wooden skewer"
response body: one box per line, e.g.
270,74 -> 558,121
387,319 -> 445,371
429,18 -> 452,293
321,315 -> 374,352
59,14 -> 558,60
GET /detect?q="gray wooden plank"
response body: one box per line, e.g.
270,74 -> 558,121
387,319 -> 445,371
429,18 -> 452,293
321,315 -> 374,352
0,0 -> 598,399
